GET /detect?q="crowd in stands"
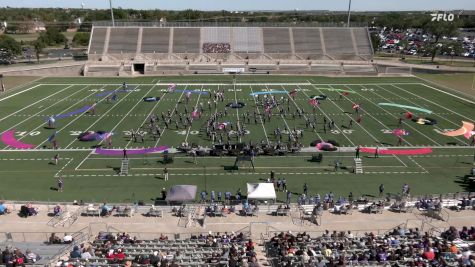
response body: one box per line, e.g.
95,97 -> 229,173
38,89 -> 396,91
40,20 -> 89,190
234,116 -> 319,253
0,245 -> 41,266
60,231 -> 259,267
202,43 -> 231,53
267,225 -> 475,266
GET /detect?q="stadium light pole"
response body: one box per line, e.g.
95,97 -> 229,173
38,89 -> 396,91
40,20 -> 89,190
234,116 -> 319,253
347,0 -> 352,27
109,0 -> 115,27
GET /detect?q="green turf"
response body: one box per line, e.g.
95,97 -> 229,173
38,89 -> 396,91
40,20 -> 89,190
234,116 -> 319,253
0,75 -> 474,203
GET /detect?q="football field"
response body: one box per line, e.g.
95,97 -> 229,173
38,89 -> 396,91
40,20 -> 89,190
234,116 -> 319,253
0,75 -> 474,203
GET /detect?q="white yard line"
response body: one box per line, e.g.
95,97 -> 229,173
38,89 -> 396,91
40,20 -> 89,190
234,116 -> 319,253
278,85 -> 324,142
2,85 -> 90,137
74,150 -> 93,171
263,84 -> 296,142
153,86 -> 188,147
11,85 -> 95,144
330,83 -> 415,147
249,85 -> 270,144
233,82 -> 242,143
375,84 -> 469,146
184,86 -> 204,144
96,86 -> 158,147
0,84 -> 42,103
305,84 -> 380,144
418,82 -> 475,105
62,85 -> 138,149
55,158 -> 74,177
358,84 -> 442,146
407,156 -> 429,173
34,84 -> 121,149
0,85 -> 76,124
392,154 -> 408,167
393,84 -> 475,122
36,82 -> 423,86
0,77 -> 44,97
302,83 -> 356,146
123,82 -> 163,148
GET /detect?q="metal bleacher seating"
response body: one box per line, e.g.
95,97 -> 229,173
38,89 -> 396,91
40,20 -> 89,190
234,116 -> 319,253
173,28 -> 200,53
322,28 -> 356,59
232,27 -> 263,53
293,28 -> 324,55
107,28 -> 140,54
262,28 -> 292,54
88,27 -> 107,55
141,28 -> 170,53
86,25 -> 374,76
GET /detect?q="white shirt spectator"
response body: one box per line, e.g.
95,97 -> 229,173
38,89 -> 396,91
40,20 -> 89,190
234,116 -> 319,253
63,234 -> 73,243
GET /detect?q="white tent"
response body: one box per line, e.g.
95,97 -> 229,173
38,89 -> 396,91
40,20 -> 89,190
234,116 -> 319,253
247,183 -> 276,200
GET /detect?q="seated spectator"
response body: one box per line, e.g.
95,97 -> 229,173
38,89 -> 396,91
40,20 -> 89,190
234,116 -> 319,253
27,203 -> 38,216
69,246 -> 81,259
114,249 -> 126,262
53,204 -> 62,216
81,247 -> 93,260
159,233 -> 168,241
49,233 -> 62,244
422,247 -> 435,260
100,203 -> 112,217
202,43 -> 231,53
0,201 -> 11,215
63,233 -> 73,244
25,249 -> 40,263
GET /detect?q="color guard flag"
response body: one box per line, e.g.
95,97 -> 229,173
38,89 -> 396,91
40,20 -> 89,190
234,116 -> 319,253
289,89 -> 297,97
309,99 -> 319,107
168,83 -> 176,92
47,131 -> 57,142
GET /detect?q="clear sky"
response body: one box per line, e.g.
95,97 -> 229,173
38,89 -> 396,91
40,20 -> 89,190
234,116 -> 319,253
0,0 -> 474,11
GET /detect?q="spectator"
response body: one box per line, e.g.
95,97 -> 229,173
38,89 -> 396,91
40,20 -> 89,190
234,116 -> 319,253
100,203 -> 112,217
25,249 -> 40,263
202,43 -> 231,53
0,202 -> 11,215
53,204 -> 62,216
69,246 -> 81,259
49,233 -> 62,244
63,233 -> 73,244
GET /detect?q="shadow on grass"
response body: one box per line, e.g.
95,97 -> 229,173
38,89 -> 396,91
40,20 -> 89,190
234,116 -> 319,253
454,175 -> 475,192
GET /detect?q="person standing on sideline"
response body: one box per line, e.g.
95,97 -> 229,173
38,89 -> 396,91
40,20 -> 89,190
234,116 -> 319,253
164,168 -> 169,181
286,191 -> 292,204
123,148 -> 128,159
355,145 -> 360,159
379,184 -> 384,197
374,146 -> 379,158
57,177 -> 64,192
334,160 -> 340,172
303,183 -> 308,196
282,178 -> 287,191
53,154 -> 59,165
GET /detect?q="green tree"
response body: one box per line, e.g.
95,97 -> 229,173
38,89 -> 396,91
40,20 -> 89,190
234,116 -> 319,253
34,40 -> 45,63
72,32 -> 90,47
0,34 -> 22,55
423,20 -> 459,62
370,33 -> 381,53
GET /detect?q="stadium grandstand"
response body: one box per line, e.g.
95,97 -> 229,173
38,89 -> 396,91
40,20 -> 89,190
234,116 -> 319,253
85,25 -> 375,76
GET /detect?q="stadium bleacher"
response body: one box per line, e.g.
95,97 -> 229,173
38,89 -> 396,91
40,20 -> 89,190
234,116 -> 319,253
88,27 -> 108,55
322,28 -> 357,59
173,28 -> 201,54
141,28 -> 171,54
85,26 -> 374,76
292,28 -> 324,55
107,28 -> 140,54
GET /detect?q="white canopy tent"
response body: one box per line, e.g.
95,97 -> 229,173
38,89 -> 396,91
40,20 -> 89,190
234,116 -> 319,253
247,183 -> 276,200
